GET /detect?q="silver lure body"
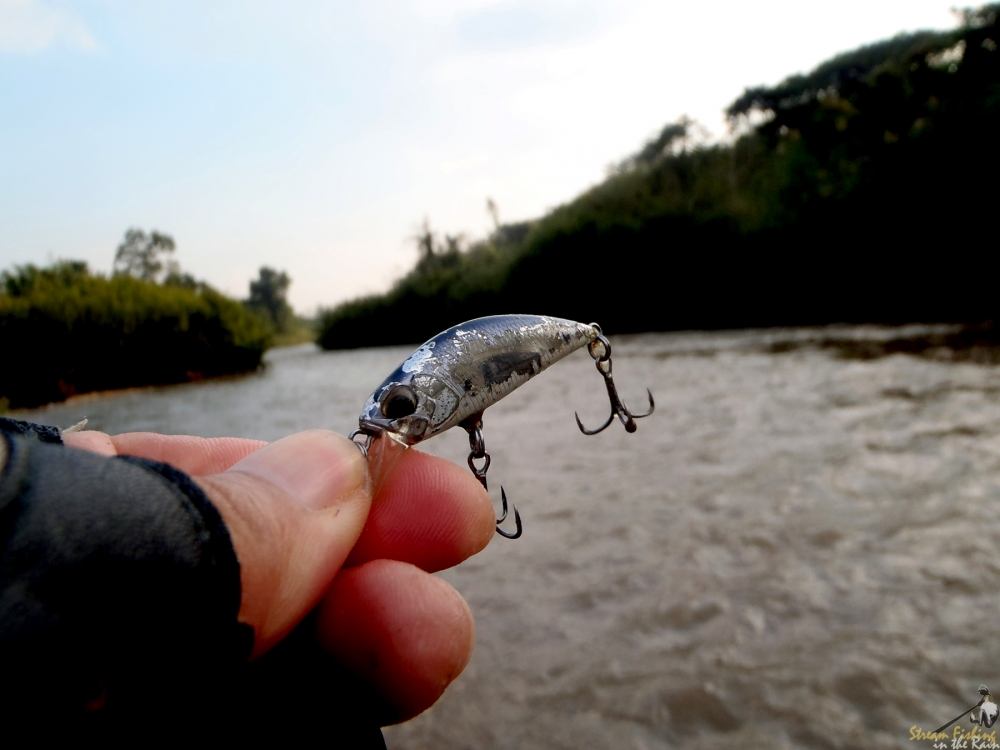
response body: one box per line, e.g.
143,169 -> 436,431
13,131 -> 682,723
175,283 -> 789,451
359,314 -> 597,445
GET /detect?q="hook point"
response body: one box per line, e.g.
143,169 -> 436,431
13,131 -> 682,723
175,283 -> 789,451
495,488 -> 522,539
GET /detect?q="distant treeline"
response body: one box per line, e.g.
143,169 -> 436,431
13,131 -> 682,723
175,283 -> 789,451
319,3 -> 1000,349
0,261 -> 271,409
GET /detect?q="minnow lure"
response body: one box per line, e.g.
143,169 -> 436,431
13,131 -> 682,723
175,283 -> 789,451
352,314 -> 654,538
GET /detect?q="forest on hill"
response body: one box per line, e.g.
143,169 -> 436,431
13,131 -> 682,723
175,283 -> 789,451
318,4 -> 1000,350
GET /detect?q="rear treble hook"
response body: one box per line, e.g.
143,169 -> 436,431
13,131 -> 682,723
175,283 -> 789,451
462,413 -> 522,539
575,325 -> 655,435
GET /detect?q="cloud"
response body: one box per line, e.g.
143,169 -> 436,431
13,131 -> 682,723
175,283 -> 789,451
0,0 -> 97,54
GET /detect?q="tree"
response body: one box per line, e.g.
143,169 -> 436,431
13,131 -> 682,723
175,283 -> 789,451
163,269 -> 200,290
414,219 -> 436,265
486,197 -> 500,231
246,266 -> 293,332
632,117 -> 692,166
2,260 -> 89,297
113,228 -> 178,282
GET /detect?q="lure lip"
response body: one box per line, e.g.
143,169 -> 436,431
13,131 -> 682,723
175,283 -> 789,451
357,423 -> 409,447
357,414 -> 429,446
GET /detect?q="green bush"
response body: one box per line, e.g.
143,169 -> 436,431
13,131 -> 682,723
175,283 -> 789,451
0,262 -> 271,408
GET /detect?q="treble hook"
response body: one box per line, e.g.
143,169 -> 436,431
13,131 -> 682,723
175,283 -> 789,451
574,326 -> 655,435
462,413 -> 522,539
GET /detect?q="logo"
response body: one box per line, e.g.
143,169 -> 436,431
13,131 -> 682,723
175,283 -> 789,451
910,685 -> 1000,748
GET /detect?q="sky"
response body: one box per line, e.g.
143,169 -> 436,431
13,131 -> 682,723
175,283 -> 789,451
1,0 -> 961,313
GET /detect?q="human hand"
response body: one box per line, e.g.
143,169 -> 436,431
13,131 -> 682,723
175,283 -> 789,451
63,429 -> 496,723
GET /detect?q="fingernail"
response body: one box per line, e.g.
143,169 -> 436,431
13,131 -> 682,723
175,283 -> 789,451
230,430 -> 367,510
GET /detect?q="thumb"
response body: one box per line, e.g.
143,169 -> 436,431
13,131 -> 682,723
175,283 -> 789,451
196,430 -> 371,657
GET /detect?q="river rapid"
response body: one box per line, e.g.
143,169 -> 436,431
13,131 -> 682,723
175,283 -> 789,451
15,326 -> 1000,749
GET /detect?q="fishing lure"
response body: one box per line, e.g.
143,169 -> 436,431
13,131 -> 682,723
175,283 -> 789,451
352,314 -> 654,538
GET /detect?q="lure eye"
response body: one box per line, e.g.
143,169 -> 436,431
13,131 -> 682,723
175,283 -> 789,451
380,385 -> 418,419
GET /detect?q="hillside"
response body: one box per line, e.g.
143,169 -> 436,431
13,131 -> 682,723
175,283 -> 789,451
319,4 -> 1000,349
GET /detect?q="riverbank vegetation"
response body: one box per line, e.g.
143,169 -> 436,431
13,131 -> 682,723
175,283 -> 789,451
0,225 -> 319,409
0,257 -> 272,409
319,3 -> 1000,350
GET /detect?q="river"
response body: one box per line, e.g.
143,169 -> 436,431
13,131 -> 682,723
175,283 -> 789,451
14,326 -> 1000,749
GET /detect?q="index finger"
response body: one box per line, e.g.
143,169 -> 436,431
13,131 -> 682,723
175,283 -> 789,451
63,431 -> 267,475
